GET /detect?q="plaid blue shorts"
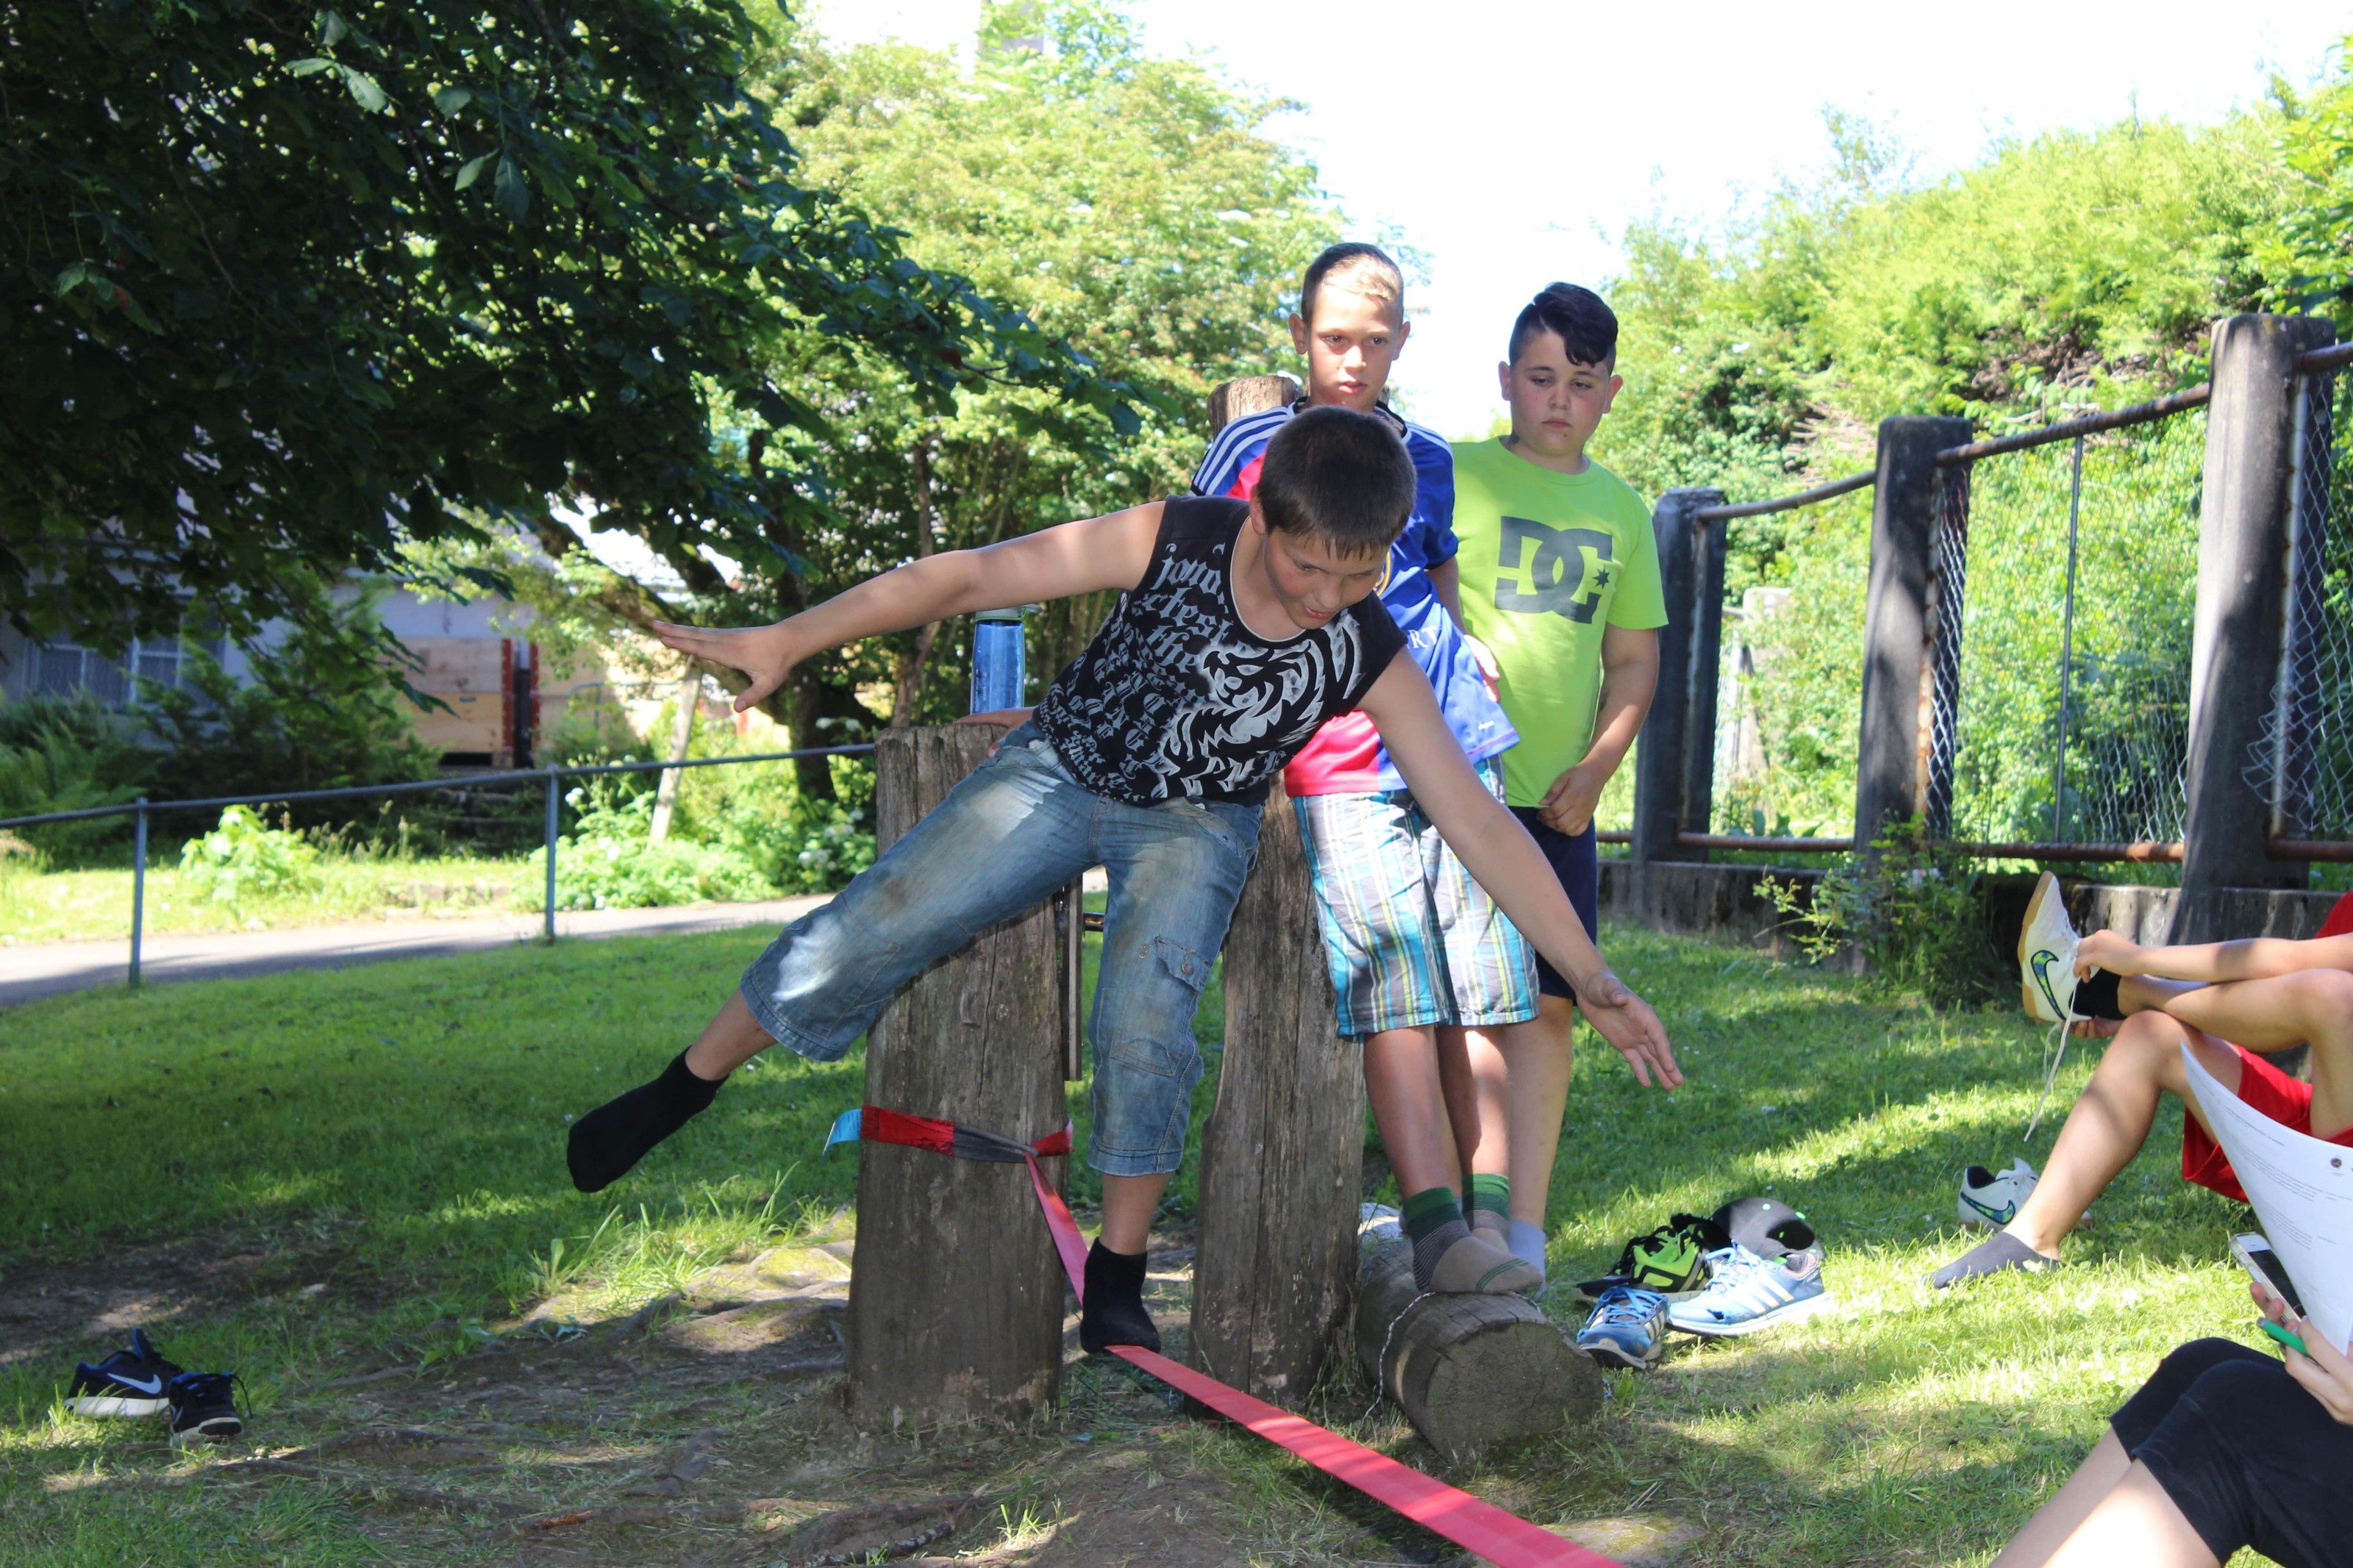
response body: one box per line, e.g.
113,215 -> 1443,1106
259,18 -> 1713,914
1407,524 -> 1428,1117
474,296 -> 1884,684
1293,758 -> 1540,1039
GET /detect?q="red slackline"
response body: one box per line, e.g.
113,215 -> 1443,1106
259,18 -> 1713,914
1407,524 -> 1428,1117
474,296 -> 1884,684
837,1105 -> 1624,1568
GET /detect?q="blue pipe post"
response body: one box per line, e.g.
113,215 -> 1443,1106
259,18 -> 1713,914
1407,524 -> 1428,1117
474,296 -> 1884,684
128,798 -> 147,990
543,767 -> 560,943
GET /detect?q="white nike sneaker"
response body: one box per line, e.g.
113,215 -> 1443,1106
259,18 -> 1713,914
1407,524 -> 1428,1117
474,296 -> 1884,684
1959,1159 -> 2039,1230
2018,872 -> 2079,1025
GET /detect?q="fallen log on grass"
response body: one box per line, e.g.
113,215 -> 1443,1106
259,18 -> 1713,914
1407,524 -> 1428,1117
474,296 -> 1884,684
1354,1213 -> 1602,1461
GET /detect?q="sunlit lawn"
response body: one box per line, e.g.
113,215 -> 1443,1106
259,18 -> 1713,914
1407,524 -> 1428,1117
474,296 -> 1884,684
0,923 -> 2279,1565
0,857 -> 531,946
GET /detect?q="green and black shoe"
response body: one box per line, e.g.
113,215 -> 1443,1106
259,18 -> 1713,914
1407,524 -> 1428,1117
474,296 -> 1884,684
1573,1213 -> 1727,1306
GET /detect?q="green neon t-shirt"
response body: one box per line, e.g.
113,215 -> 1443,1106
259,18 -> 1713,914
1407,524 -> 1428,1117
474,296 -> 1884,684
1450,439 -> 1668,809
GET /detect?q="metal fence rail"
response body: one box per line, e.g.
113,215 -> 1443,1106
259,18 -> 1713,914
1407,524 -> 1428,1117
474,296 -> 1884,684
0,743 -> 879,989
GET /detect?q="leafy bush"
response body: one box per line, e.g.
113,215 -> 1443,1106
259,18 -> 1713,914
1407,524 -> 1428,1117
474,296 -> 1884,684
514,792 -> 776,913
179,805 -> 323,909
1765,824 -> 2005,1010
0,693 -> 155,858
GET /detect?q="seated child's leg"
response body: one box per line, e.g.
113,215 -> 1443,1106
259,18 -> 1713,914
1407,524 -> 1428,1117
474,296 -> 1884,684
568,732 -> 1096,1193
1934,1014 -> 2241,1285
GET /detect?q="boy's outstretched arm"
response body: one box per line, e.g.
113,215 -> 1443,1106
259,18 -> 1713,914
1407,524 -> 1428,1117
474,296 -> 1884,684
2077,928 -> 2353,986
1360,659 -> 1682,1089
651,503 -> 1164,710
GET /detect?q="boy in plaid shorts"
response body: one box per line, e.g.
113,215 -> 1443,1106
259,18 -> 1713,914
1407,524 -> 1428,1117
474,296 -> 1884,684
1195,243 -> 1543,1291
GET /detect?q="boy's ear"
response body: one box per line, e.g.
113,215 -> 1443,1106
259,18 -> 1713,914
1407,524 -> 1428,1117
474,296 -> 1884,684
1246,493 -> 1269,536
1496,360 -> 1513,401
1288,313 -> 1310,357
1603,370 -> 1624,413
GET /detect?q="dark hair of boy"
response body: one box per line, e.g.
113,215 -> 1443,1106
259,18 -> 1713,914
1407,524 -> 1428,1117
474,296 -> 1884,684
1300,241 -> 1405,326
1255,405 -> 1417,557
1508,282 -> 1618,368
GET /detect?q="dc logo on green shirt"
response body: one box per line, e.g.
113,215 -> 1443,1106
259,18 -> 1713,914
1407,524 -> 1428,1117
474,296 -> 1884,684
1494,517 -> 1615,624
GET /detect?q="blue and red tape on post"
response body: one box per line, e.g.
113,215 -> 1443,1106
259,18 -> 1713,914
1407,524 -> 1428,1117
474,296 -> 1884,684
826,1106 -> 1623,1568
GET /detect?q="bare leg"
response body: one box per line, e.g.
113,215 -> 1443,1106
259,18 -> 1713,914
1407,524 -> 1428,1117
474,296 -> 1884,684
682,989 -> 777,1079
1437,1023 -> 1507,1184
1365,1025 -> 1463,1198
1989,1428 -> 2130,1568
2140,967 -> 2353,1135
1493,999 -> 1577,1226
1099,1172 -> 1171,1255
2040,1461 -> 2218,1568
2007,1013 -> 2242,1256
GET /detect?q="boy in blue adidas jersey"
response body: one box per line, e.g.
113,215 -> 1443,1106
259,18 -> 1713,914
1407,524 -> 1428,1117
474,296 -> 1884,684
1194,243 -> 1548,1289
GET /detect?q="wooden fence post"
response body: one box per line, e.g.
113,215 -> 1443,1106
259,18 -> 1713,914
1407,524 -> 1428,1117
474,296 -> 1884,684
1188,372 -> 1360,1408
2176,314 -> 2336,942
1853,415 -> 1974,848
848,725 -> 1068,1428
1632,487 -> 1727,862
1191,783 -> 1364,1406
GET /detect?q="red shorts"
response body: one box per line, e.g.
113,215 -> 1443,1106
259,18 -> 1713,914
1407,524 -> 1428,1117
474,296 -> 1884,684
2181,1044 -> 2353,1202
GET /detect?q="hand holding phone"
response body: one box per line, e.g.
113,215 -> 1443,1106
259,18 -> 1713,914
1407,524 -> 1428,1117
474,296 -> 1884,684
2232,1232 -> 2308,1318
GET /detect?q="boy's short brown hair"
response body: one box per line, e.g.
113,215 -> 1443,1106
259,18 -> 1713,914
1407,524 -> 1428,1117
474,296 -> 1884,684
1256,406 -> 1414,558
1300,243 -> 1405,328
1508,282 -> 1617,367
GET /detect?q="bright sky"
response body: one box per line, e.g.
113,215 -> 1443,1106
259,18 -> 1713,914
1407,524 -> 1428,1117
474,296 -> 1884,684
815,1 -> 2349,439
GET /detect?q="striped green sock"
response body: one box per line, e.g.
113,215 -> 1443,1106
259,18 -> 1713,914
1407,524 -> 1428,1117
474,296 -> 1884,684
1466,1174 -> 1511,1237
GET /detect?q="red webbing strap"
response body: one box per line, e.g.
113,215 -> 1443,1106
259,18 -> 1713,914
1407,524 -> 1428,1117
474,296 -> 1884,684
854,1109 -> 1624,1568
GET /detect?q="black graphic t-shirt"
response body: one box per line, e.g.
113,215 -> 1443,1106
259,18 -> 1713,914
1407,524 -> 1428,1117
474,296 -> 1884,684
1033,497 -> 1407,807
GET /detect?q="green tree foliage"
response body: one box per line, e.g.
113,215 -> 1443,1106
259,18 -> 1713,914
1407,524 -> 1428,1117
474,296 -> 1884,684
2265,35 -> 2353,323
1,0 -> 1127,657
501,1 -> 1333,796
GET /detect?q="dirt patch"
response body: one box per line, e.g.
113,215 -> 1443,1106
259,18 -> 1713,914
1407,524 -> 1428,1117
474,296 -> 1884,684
0,1226 -> 352,1370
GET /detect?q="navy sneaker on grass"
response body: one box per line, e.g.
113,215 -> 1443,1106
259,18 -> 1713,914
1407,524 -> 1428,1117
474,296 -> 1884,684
1668,1243 -> 1833,1337
1577,1284 -> 1670,1370
165,1371 -> 246,1446
67,1329 -> 182,1418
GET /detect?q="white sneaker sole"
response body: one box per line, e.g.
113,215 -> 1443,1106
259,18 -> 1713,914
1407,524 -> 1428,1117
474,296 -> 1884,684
70,1395 -> 169,1417
1670,1291 -> 1836,1338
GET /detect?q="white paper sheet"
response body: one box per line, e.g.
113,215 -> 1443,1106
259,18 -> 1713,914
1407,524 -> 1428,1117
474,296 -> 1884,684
2182,1044 -> 2353,1353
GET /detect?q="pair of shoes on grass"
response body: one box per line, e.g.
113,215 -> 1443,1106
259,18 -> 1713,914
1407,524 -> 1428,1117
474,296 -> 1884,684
67,1328 -> 244,1445
1577,1243 -> 1836,1368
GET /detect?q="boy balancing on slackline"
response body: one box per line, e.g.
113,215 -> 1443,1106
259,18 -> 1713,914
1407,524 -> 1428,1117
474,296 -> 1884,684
566,407 -> 1682,1354
1191,243 -> 1545,1290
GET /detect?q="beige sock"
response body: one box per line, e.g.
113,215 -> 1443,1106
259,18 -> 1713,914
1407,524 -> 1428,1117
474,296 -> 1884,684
1424,1228 -> 1545,1295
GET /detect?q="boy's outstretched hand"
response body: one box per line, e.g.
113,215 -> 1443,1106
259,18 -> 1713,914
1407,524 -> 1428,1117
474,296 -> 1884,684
651,620 -> 798,713
1577,973 -> 1682,1089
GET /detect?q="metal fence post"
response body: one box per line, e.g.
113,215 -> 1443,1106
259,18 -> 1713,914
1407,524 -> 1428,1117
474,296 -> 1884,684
1632,487 -> 1724,862
128,798 -> 147,990
1854,416 -> 1974,850
543,767 -> 560,943
2177,314 -> 2337,942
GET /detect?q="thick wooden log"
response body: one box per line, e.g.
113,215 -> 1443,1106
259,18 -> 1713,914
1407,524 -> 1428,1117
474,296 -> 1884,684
1354,1214 -> 1602,1461
1207,373 -> 1299,432
848,726 -> 1068,1428
1190,781 -> 1365,1407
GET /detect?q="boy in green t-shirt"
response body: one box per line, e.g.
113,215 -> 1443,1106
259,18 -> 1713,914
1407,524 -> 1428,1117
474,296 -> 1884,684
1449,284 -> 1667,1270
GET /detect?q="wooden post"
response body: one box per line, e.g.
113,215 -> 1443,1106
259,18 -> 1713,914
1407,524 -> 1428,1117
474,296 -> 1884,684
1853,415 -> 1974,848
1354,1216 -> 1601,1461
848,725 -> 1068,1428
1632,487 -> 1726,862
2176,314 -> 2336,942
1185,371 -> 1354,1408
1190,781 -> 1365,1407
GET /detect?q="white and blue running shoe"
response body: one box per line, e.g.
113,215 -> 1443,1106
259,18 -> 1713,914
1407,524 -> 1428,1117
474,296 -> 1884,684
1576,1284 -> 1669,1370
67,1328 -> 182,1417
1668,1244 -> 1832,1337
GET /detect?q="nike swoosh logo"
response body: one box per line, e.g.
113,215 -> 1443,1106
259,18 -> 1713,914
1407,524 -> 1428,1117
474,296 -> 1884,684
113,1373 -> 163,1394
2030,951 -> 2068,1012
1964,1196 -> 2016,1224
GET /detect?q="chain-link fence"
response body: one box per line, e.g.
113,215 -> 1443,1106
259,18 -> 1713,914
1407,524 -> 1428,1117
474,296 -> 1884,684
2263,362 -> 2353,847
1707,482 -> 1877,844
1930,403 -> 2206,862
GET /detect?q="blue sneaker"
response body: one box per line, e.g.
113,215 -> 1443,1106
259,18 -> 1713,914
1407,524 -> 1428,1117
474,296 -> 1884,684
1575,1284 -> 1669,1370
165,1370 -> 246,1446
1668,1243 -> 1832,1337
67,1328 -> 182,1417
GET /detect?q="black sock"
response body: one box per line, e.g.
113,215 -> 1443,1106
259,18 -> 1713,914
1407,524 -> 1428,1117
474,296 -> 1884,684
1079,1241 -> 1160,1353
566,1050 -> 723,1193
2074,967 -> 2125,1021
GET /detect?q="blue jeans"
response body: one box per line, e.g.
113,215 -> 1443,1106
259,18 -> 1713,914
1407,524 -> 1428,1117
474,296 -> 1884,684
739,725 -> 1261,1176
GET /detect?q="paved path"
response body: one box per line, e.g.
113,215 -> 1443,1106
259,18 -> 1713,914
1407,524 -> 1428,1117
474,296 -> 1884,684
0,897 -> 832,1007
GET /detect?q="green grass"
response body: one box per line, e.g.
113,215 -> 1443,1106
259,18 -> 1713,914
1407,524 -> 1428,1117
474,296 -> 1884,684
0,923 -> 2283,1564
0,856 -> 532,945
